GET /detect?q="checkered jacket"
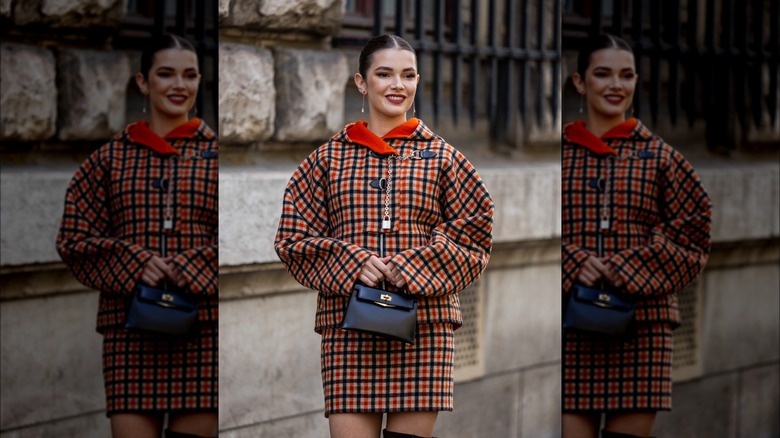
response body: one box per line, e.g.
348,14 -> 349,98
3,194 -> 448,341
56,119 -> 218,333
562,119 -> 712,326
275,119 -> 494,333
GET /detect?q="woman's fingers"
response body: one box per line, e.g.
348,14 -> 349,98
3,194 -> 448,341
141,256 -> 168,286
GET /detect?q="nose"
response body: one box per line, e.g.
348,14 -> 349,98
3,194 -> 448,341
609,74 -> 622,88
391,75 -> 404,90
173,74 -> 185,89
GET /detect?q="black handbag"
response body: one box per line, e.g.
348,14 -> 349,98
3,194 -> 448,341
341,283 -> 417,344
124,214 -> 199,336
125,283 -> 198,336
562,283 -> 635,338
341,205 -> 418,344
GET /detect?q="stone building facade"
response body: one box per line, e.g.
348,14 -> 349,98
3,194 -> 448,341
216,0 -> 562,437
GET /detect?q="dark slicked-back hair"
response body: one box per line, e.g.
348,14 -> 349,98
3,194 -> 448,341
358,34 -> 416,79
576,34 -> 634,77
140,34 -> 197,79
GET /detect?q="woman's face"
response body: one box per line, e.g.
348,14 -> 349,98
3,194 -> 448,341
356,48 -> 419,121
136,48 -> 200,122
574,48 -> 637,124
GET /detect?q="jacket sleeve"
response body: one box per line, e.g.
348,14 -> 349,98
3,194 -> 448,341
56,150 -> 155,295
171,240 -> 217,296
608,149 -> 712,296
274,150 -> 374,296
391,149 -> 494,297
562,242 -> 594,294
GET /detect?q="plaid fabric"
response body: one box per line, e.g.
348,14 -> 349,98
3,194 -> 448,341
563,323 -> 673,412
275,119 -> 493,333
102,323 -> 217,415
321,323 -> 454,415
56,120 -> 218,332
562,119 -> 712,326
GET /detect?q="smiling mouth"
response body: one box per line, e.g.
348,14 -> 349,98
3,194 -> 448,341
604,95 -> 624,105
167,95 -> 188,105
385,95 -> 406,104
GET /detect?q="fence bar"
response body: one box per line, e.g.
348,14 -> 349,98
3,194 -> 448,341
488,0 -> 498,126
611,0 -> 624,37
552,0 -> 560,128
395,0 -> 406,38
469,0 -> 479,127
452,0 -> 463,124
433,0 -> 444,124
668,0 -> 680,126
649,1 -> 661,125
414,0 -> 425,119
631,0 -> 642,119
535,0 -> 545,128
373,0 -> 384,36
769,0 -> 779,126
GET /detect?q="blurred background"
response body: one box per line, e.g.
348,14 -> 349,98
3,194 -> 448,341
561,1 -> 779,437
1,1 -> 217,436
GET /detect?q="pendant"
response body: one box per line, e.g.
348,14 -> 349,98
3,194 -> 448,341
382,218 -> 391,230
600,218 -> 610,230
164,218 -> 173,230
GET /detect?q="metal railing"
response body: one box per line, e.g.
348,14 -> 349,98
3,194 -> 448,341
336,0 -> 562,148
564,0 -> 779,151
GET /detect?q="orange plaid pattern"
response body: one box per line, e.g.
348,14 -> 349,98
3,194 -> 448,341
275,119 -> 493,333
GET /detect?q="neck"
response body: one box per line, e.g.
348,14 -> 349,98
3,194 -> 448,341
366,113 -> 408,137
585,112 -> 626,138
149,112 -> 189,137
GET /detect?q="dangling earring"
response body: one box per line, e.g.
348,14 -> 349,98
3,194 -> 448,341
142,92 -> 148,114
192,100 -> 198,118
578,94 -> 584,114
361,92 -> 365,113
413,101 -> 416,116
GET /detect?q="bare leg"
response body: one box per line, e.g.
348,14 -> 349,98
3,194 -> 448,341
562,412 -> 600,438
329,413 -> 383,438
168,411 -> 218,437
110,413 -> 163,438
385,411 -> 438,437
604,411 -> 657,436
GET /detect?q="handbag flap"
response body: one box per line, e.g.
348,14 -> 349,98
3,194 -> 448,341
354,284 -> 415,310
134,284 -> 197,311
572,284 -> 633,311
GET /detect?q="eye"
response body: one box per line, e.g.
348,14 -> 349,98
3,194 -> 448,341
376,72 -> 390,78
623,72 -> 635,79
404,73 -> 416,79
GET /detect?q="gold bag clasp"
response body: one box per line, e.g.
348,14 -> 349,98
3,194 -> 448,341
380,294 -> 392,302
598,293 -> 611,302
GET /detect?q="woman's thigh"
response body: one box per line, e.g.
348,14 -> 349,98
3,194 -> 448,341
329,412 -> 383,438
110,413 -> 163,438
385,411 -> 438,436
604,411 -> 657,435
168,411 -> 218,436
562,412 -> 600,438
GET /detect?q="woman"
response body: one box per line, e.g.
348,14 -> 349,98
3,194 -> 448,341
274,34 -> 493,438
561,35 -> 712,438
56,34 -> 217,438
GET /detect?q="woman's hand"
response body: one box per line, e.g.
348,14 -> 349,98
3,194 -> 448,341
381,257 -> 407,288
576,255 -> 610,287
140,255 -> 174,286
164,256 -> 188,288
358,255 -> 395,287
576,255 -> 625,288
599,257 -> 624,288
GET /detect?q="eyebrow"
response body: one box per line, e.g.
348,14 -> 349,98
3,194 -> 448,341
374,66 -> 417,72
155,66 -> 199,72
592,65 -> 635,72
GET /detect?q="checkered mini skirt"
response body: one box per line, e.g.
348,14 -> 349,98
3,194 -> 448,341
101,323 -> 217,416
320,323 -> 455,416
563,322 -> 674,412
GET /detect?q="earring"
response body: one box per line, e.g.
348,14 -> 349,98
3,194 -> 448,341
578,95 -> 583,114
361,92 -> 365,113
192,100 -> 198,117
142,93 -> 148,114
413,101 -> 416,116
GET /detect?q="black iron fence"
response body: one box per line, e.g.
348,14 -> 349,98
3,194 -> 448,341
563,0 -> 779,151
336,0 -> 562,148
116,0 -> 219,126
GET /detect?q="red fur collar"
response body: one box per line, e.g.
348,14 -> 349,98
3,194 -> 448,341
345,118 -> 421,155
564,118 -> 639,155
127,118 -> 202,155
